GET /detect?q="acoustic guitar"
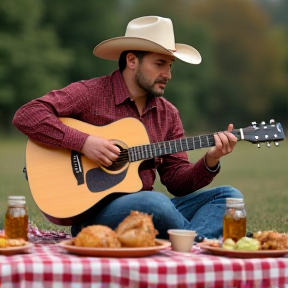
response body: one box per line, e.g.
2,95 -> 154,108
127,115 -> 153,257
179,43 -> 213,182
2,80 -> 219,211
25,117 -> 285,225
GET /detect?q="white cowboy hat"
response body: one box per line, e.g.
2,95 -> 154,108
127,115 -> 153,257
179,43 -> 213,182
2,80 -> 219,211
93,16 -> 202,65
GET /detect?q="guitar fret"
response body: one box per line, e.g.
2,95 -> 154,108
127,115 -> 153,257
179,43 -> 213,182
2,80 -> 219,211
149,145 -> 153,158
144,145 -> 148,159
157,142 -> 162,156
132,147 -> 136,161
184,138 -> 188,151
152,143 -> 156,157
163,142 -> 167,154
206,135 -> 209,147
133,147 -> 138,161
141,146 -> 145,159
128,148 -> 134,162
134,146 -> 138,161
168,141 -> 172,153
137,146 -> 141,160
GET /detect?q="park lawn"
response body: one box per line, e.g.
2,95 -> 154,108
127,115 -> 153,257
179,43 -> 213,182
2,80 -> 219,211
1,134 -> 288,235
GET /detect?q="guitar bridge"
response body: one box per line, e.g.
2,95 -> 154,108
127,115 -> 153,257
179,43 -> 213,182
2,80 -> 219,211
71,151 -> 84,185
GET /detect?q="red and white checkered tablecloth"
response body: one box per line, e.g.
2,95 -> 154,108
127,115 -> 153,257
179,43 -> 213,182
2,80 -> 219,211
1,243 -> 288,288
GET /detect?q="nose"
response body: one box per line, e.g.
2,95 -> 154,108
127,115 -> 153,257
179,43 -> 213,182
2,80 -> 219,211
162,67 -> 172,81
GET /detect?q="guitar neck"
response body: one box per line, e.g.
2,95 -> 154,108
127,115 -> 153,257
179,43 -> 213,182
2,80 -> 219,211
128,129 -> 242,162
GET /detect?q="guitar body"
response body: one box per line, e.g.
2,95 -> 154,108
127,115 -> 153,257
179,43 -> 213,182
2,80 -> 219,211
26,117 -> 150,226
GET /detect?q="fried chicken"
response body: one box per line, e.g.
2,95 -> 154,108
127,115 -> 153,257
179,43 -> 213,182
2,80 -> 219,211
74,225 -> 121,248
115,211 -> 158,247
0,237 -> 27,248
253,230 -> 288,250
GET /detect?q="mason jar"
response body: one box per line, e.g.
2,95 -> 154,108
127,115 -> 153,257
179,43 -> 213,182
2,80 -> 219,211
223,198 -> 246,242
4,196 -> 28,240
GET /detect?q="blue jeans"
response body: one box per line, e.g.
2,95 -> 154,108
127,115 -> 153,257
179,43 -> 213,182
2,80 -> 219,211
71,185 -> 242,239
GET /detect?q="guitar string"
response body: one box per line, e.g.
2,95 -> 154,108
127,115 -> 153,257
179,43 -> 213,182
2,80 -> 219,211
117,128 -> 280,163
126,130 -> 280,162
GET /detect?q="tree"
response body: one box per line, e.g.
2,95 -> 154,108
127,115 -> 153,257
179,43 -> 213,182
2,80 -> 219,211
183,0 -> 284,128
0,0 -> 72,132
42,0 -> 125,81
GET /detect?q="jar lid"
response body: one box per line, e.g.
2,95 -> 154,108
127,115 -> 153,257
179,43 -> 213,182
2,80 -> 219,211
226,197 -> 244,208
8,196 -> 26,205
226,198 -> 244,203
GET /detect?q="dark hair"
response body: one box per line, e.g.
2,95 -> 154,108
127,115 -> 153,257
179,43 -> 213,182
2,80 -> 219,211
118,50 -> 148,72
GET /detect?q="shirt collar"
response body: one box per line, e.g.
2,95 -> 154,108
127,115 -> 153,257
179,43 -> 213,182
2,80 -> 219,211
111,69 -> 157,110
111,70 -> 131,105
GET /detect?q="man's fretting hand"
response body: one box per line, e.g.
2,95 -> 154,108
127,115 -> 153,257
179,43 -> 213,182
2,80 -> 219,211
205,124 -> 237,168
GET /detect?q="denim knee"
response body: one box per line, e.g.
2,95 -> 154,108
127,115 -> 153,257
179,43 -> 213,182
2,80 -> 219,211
132,191 -> 175,218
221,185 -> 243,199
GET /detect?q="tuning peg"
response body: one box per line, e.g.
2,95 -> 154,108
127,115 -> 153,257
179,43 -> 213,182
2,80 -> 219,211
257,143 -> 261,148
266,142 -> 271,148
252,121 -> 257,126
270,119 -> 275,124
275,142 -> 279,147
261,121 -> 266,125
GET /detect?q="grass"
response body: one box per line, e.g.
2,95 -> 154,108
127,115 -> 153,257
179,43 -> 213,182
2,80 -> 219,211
1,134 -> 288,235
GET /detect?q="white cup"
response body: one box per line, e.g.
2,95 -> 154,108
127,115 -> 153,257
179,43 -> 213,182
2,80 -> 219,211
168,229 -> 196,253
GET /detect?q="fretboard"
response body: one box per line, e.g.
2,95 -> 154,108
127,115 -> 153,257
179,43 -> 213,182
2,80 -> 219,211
128,129 -> 242,162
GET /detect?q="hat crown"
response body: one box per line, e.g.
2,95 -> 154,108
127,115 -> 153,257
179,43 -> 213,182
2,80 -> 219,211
125,16 -> 176,51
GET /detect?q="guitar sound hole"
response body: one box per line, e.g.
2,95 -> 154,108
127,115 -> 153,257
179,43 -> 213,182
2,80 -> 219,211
105,146 -> 129,172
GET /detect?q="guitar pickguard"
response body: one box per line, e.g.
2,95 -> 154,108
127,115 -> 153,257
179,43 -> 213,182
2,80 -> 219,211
86,167 -> 128,192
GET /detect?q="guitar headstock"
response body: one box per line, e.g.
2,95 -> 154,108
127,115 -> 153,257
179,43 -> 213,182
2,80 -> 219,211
234,119 -> 285,148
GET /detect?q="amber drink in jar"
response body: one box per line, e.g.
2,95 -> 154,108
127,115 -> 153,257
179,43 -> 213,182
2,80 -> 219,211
5,196 -> 28,240
223,198 -> 246,242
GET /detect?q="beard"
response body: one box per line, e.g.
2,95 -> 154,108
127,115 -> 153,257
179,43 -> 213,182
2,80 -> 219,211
135,69 -> 167,98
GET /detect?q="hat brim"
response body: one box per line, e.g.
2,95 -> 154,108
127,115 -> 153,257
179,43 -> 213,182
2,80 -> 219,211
93,37 -> 202,65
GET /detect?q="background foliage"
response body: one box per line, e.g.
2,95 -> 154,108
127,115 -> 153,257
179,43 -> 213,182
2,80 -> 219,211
1,0 -> 288,134
0,0 -> 288,233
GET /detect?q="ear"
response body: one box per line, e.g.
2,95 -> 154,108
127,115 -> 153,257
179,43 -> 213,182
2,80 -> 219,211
126,52 -> 138,69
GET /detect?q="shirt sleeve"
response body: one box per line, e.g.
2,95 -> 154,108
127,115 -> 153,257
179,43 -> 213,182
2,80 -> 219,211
156,111 -> 220,197
12,82 -> 90,152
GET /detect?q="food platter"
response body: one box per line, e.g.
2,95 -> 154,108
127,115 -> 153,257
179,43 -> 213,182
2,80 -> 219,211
58,239 -> 171,257
197,243 -> 288,258
0,242 -> 34,256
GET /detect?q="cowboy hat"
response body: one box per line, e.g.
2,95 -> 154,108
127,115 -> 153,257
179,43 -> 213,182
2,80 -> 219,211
93,16 -> 201,65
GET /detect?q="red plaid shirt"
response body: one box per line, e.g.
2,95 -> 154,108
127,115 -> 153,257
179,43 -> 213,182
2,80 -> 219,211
13,69 -> 219,196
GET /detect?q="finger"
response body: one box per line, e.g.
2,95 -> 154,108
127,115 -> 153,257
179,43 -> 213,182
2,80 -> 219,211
215,132 -> 225,146
109,151 -> 119,162
224,131 -> 237,144
109,143 -> 120,155
216,132 -> 234,152
227,123 -> 233,131
98,153 -> 114,167
213,132 -> 222,147
101,147 -> 120,165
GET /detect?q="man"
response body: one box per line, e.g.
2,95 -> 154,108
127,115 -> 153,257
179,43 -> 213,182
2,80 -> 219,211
13,16 -> 242,240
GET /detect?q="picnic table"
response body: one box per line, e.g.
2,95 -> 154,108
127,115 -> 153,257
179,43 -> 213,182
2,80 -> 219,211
1,242 -> 288,287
